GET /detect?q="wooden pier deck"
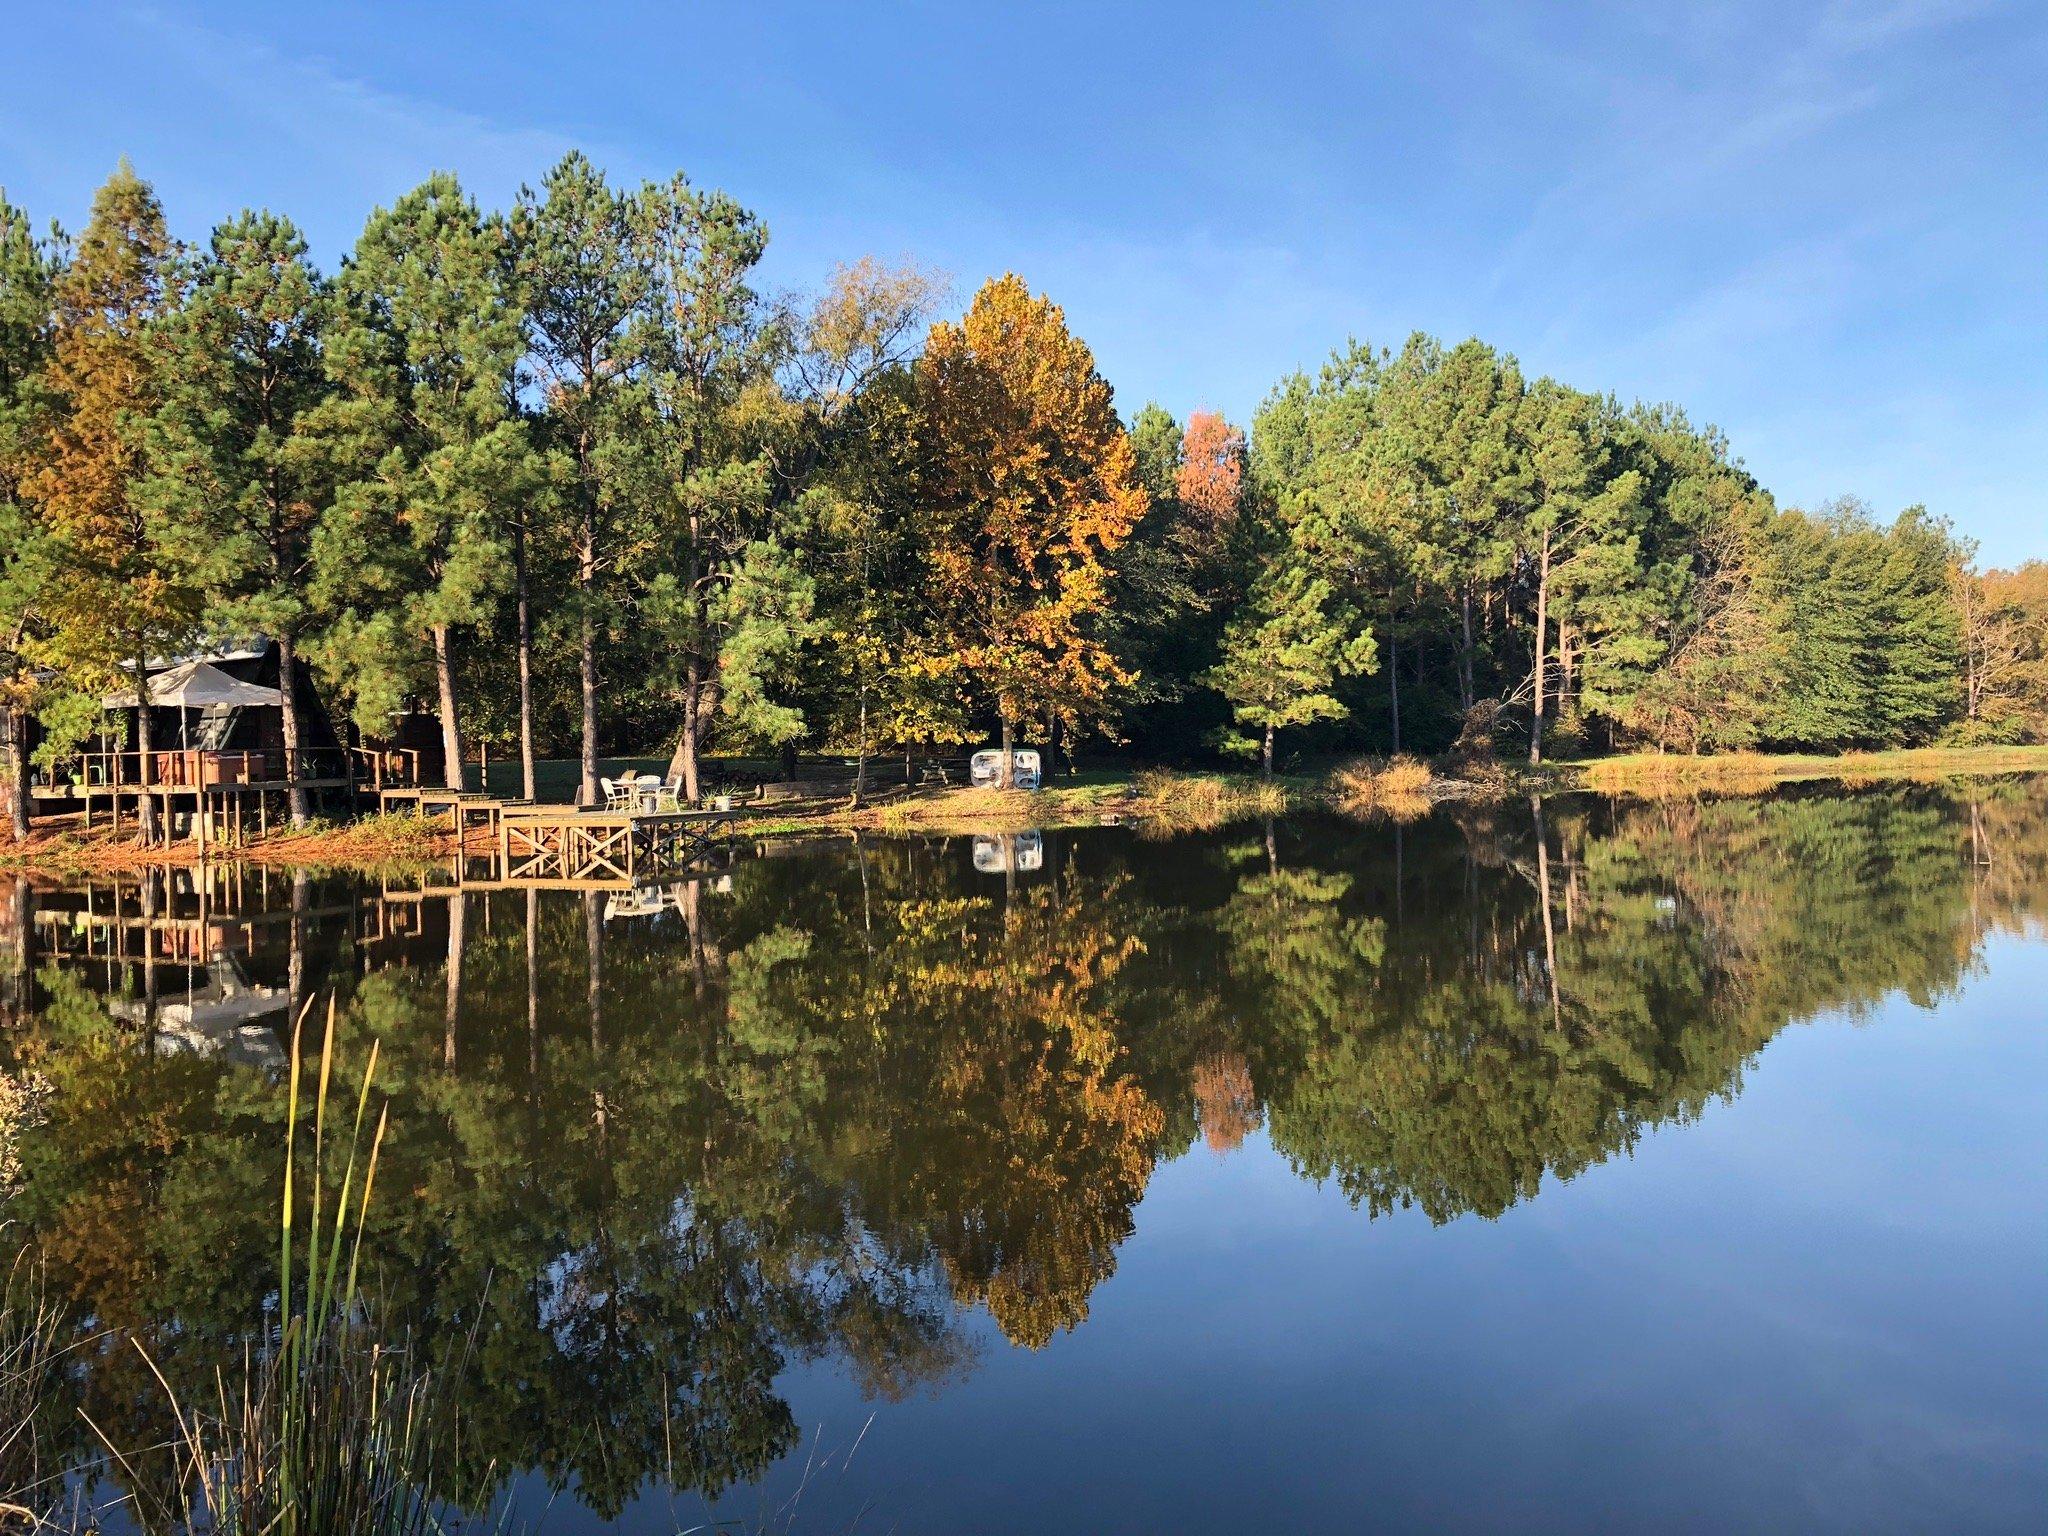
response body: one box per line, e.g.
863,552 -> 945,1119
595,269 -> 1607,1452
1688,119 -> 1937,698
375,785 -> 531,833
496,804 -> 733,883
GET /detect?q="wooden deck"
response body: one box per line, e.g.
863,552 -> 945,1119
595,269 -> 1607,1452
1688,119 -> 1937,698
33,776 -> 359,846
496,804 -> 733,883
376,786 -> 529,833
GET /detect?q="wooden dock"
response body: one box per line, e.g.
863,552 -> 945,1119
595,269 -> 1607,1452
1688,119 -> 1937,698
496,804 -> 732,883
376,785 -> 529,834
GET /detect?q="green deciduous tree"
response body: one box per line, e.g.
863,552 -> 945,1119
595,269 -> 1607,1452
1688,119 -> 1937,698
784,260 -> 951,799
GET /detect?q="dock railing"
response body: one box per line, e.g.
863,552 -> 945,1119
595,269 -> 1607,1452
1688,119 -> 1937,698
38,746 -> 381,793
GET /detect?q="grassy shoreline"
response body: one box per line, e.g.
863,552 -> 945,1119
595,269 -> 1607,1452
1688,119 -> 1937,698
755,743 -> 2048,835
5,745 -> 2047,873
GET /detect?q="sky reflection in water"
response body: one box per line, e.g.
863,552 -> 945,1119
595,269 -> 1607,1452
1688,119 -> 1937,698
3,785 -> 2044,1533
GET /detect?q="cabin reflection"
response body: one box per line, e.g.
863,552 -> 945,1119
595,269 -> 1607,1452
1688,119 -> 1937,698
1,855 -> 742,1056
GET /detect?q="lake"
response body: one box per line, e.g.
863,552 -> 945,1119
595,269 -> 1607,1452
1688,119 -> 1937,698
3,784 -> 2045,1533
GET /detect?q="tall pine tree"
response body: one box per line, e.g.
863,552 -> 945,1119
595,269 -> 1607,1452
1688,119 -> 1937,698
311,174 -> 528,790
0,193 -> 62,838
145,209 -> 329,822
513,152 -> 646,804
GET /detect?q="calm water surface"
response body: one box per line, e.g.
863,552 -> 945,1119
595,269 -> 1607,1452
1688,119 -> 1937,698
3,786 -> 2045,1533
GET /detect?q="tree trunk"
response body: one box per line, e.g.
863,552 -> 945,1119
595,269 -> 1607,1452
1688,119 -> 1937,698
432,625 -> 466,792
999,712 -> 1015,789
667,696 -> 695,802
444,892 -> 464,1069
1262,721 -> 1275,779
664,506 -> 717,803
516,515 -> 537,801
851,685 -> 870,808
666,661 -> 717,805
4,708 -> 29,842
579,501 -> 599,808
134,657 -> 159,846
1531,792 -> 1561,1028
1387,632 -> 1402,755
1458,584 -> 1475,712
1528,537 -> 1550,767
277,631 -> 309,827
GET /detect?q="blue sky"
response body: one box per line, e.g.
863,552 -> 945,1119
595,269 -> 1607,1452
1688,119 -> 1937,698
5,1 -> 2044,562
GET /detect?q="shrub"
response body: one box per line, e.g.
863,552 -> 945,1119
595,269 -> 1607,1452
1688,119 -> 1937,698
1331,756 -> 1434,819
1133,770 -> 1287,831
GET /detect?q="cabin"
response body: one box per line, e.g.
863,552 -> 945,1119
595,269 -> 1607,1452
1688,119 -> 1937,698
22,639 -> 411,839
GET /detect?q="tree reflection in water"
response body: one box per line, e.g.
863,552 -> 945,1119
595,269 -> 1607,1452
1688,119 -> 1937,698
4,781 -> 2046,1518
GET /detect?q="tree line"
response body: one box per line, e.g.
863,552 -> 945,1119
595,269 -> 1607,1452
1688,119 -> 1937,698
4,158 -> 2046,834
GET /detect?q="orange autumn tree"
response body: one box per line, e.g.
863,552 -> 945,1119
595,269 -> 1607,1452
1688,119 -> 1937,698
914,275 -> 1148,779
1175,408 -> 1246,538
20,165 -> 198,845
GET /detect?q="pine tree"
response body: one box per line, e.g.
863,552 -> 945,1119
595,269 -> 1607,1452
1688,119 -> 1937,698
310,174 -> 528,790
1126,402 -> 1182,506
628,172 -> 780,802
1513,381 -> 1646,763
1870,506 -> 1966,743
1204,555 -> 1375,776
145,209 -> 329,823
512,152 -> 646,804
0,192 -> 62,839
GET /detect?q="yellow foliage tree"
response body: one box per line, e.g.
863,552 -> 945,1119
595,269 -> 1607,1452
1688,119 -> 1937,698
914,274 -> 1147,778
19,165 -> 196,842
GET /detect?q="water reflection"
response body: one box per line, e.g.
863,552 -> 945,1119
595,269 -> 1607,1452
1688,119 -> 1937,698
4,782 -> 2047,1523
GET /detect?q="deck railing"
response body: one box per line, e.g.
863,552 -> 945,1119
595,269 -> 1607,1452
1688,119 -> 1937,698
38,746 -> 401,792
349,746 -> 422,790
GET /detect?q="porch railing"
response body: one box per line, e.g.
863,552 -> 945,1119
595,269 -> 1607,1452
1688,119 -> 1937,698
37,747 -> 392,791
